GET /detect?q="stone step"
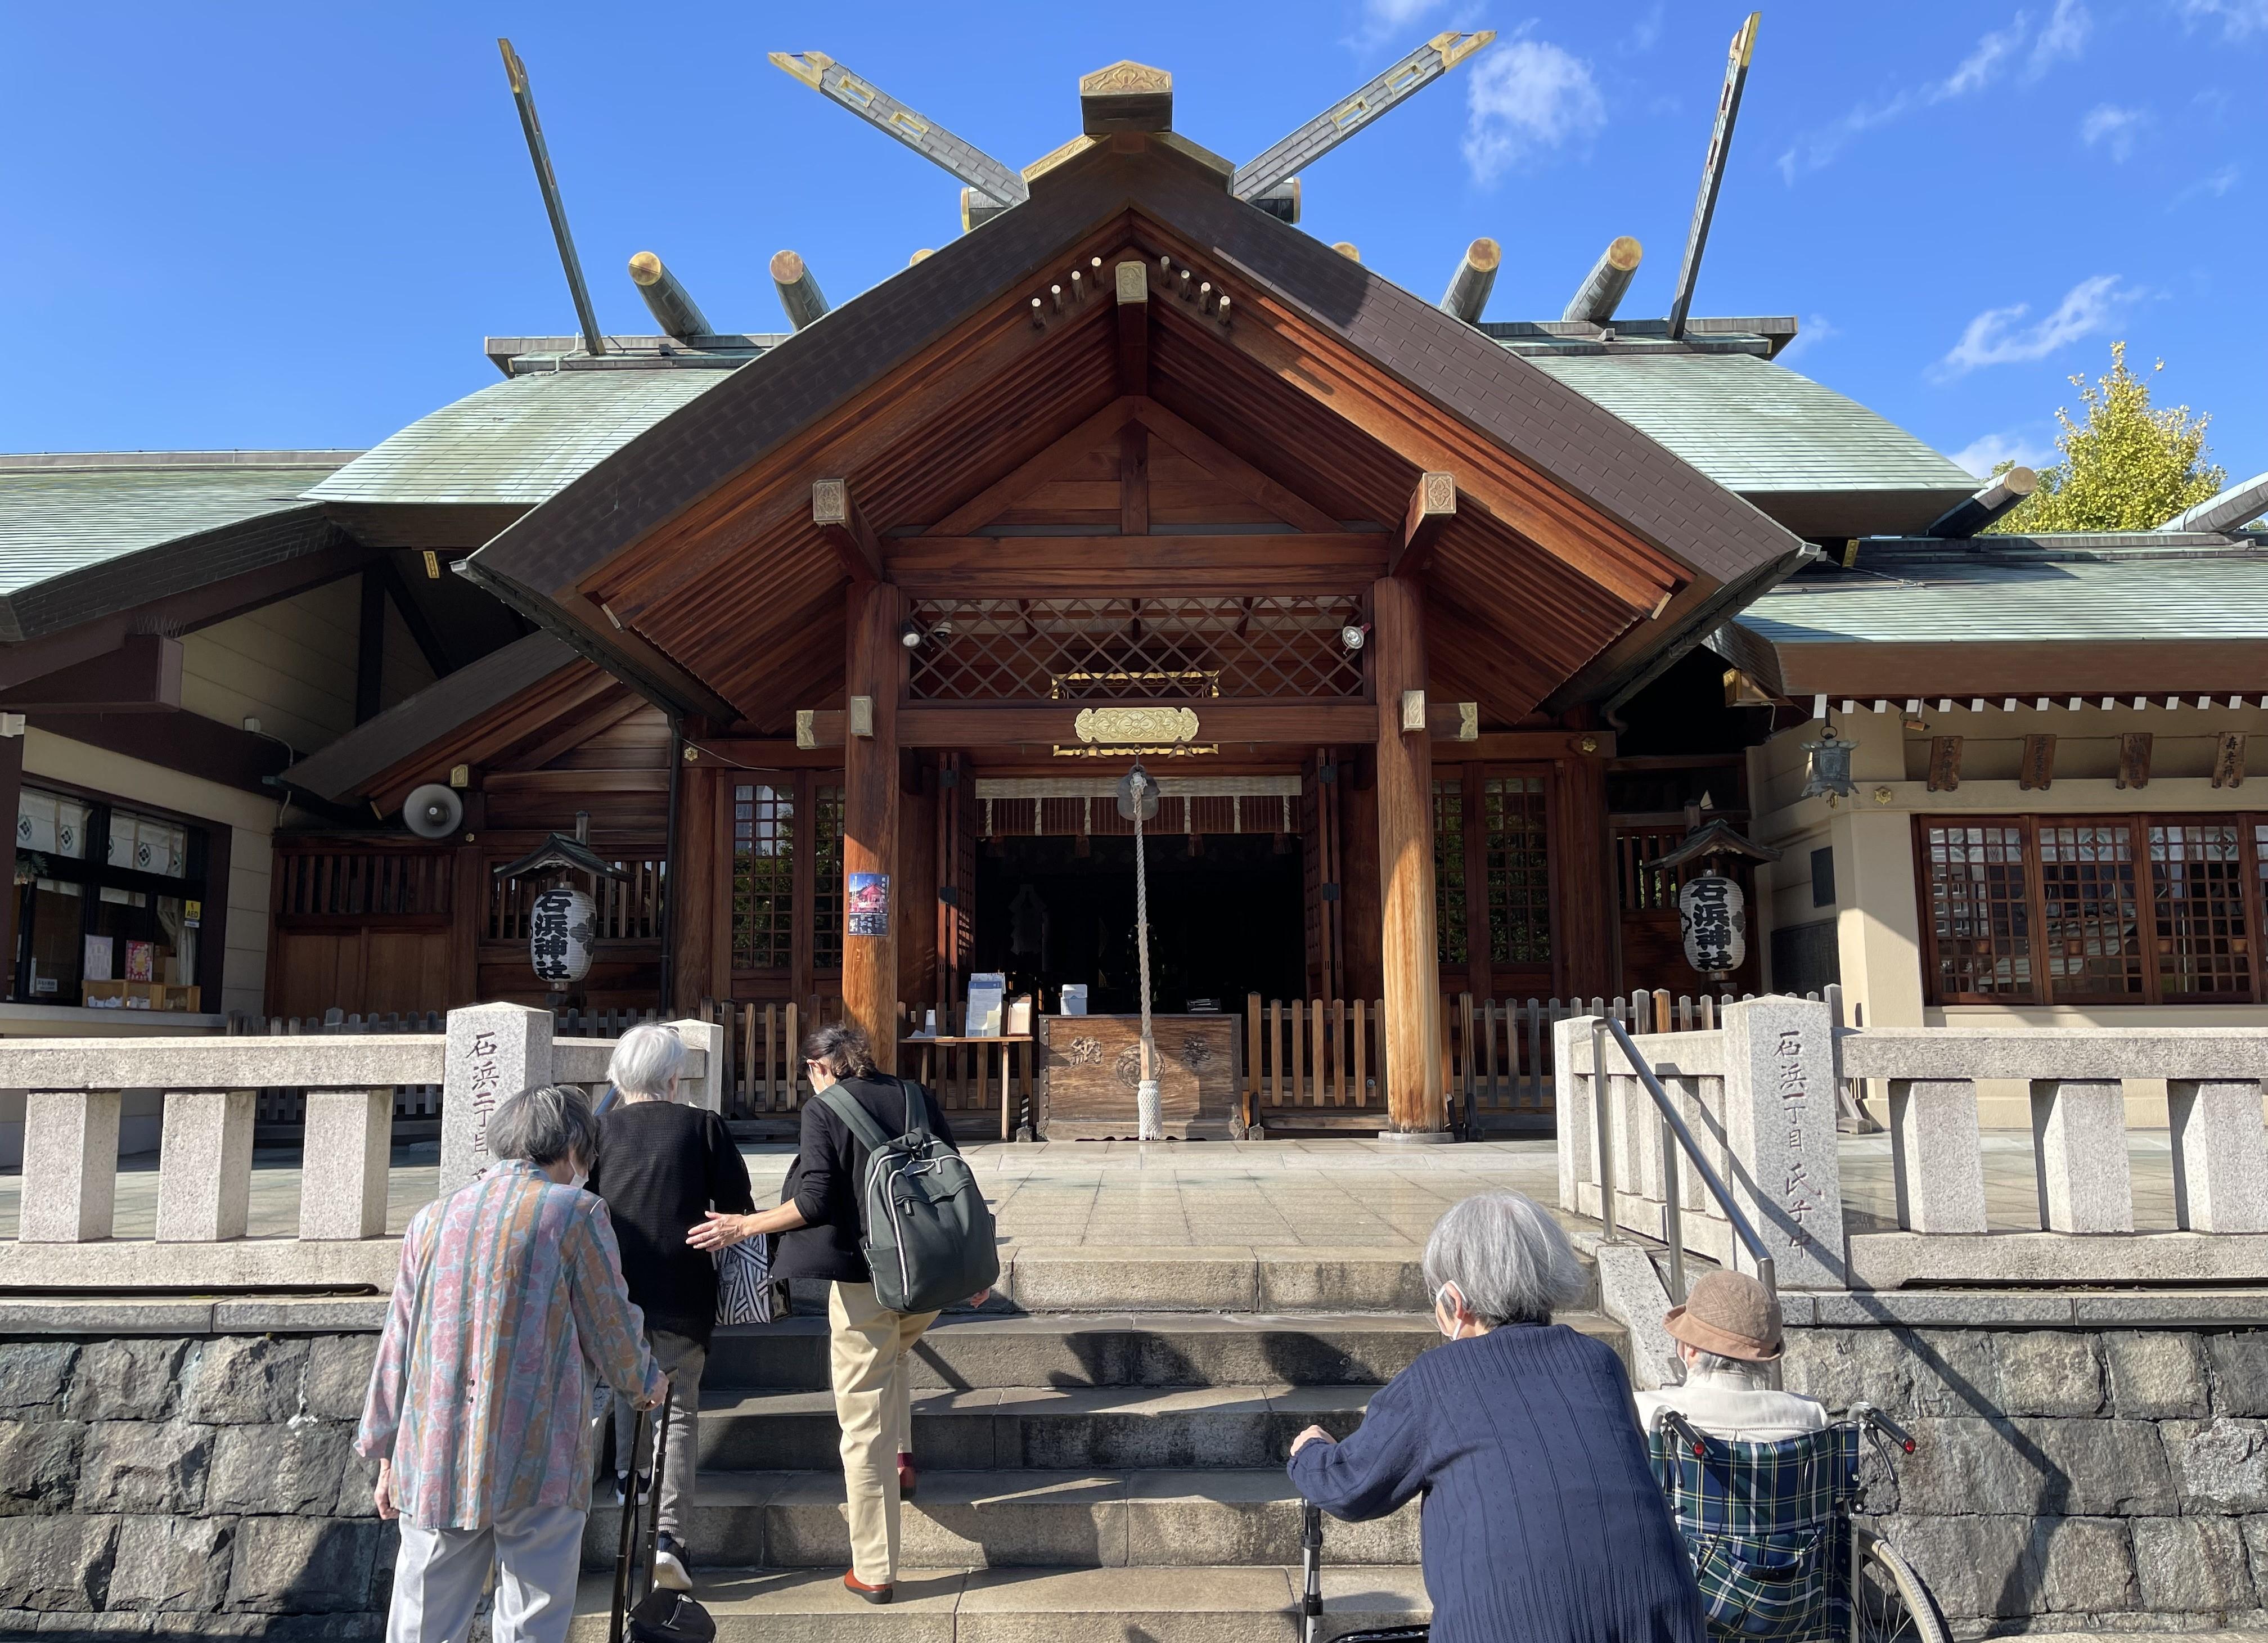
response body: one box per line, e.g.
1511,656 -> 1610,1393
584,1467 -> 1421,1573
991,1245 -> 1433,1314
696,1385 -> 1382,1473
570,1563 -> 1429,1641
711,1309 -> 1627,1391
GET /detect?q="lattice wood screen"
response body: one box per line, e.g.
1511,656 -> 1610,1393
907,595 -> 1365,701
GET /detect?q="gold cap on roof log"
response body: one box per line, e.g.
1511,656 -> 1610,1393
1080,61 -> 1173,135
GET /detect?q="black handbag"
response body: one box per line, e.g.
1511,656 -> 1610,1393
610,1389 -> 716,1643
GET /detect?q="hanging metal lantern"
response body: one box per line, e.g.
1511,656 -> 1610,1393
1679,873 -> 1746,975
529,883 -> 597,984
1801,727 -> 1856,800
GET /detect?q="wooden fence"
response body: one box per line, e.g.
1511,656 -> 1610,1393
695,997 -> 1032,1129
1244,985 -> 1850,1133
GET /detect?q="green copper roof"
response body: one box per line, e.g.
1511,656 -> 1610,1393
0,457 -> 347,597
307,369 -> 732,507
1738,552 -> 2268,647
1520,352 -> 1976,501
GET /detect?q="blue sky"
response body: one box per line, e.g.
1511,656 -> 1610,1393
2,1 -> 2260,483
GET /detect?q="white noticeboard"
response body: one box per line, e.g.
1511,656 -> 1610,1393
966,973 -> 1007,1038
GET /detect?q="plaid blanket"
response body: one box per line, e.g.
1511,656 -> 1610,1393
1647,1420 -> 1860,1641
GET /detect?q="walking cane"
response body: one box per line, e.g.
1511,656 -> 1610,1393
1300,1500 -> 1325,1643
608,1402 -> 650,1643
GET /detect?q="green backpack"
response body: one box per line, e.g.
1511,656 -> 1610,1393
818,1079 -> 1000,1315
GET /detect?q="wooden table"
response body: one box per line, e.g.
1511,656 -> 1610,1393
901,1035 -> 1035,1140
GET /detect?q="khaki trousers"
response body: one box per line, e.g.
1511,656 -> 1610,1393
827,1280 -> 939,1585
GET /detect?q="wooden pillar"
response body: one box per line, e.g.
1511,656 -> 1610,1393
844,582 -> 904,1074
0,730 -> 21,997
1553,750 -> 1616,998
1372,577 -> 1444,1133
672,760 -> 722,1013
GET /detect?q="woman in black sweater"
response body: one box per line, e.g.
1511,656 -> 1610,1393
586,1022 -> 753,1591
687,1022 -> 987,1605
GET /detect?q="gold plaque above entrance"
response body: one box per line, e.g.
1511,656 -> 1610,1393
1060,704 -> 1218,758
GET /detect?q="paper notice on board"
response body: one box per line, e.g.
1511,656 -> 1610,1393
966,973 -> 1006,1037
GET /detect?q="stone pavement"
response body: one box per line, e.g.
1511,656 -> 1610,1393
0,1132 -> 2197,1243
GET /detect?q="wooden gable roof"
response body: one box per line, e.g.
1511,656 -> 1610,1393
465,137 -> 1806,731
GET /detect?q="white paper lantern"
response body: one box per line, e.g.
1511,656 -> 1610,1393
1678,873 -> 1745,974
529,885 -> 596,984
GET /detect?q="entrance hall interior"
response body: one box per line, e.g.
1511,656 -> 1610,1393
973,832 -> 1304,1014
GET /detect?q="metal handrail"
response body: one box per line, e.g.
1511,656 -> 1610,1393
1590,1017 -> 1780,1381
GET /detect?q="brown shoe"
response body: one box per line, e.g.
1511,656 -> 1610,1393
844,1570 -> 894,1605
897,1452 -> 917,1500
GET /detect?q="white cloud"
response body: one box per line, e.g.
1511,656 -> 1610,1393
1951,431 -> 2058,478
1626,3 -> 1667,51
2080,103 -> 2147,160
2026,0 -> 2092,79
1775,315 -> 1842,366
2175,0 -> 2268,38
1462,40 -> 1607,184
2171,164 -> 2242,206
1930,274 -> 2135,380
1348,0 -> 1448,48
1780,10 -> 2086,181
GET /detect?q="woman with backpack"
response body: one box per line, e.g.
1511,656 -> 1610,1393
687,1021 -> 994,1606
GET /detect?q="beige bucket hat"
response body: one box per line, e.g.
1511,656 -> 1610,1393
1663,1268 -> 1784,1362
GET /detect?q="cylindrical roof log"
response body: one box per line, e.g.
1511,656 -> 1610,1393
1439,237 -> 1501,323
1563,236 -> 1643,325
1925,467 -> 2037,538
627,251 -> 712,341
1249,177 -> 1300,223
962,188 -> 1011,232
771,249 -> 830,330
1331,242 -> 1361,262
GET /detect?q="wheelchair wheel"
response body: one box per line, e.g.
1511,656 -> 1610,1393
1853,1529 -> 1949,1643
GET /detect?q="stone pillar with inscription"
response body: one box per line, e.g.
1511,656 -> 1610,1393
1718,996 -> 1844,1289
441,1003 -> 555,1196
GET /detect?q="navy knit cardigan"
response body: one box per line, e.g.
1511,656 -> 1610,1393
1288,1321 -> 1707,1643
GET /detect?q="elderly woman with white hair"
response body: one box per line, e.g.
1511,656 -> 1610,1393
583,1021 -> 753,1590
1288,1191 -> 1707,1643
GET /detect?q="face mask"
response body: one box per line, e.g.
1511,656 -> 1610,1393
1434,1281 -> 1469,1342
568,1170 -> 589,1191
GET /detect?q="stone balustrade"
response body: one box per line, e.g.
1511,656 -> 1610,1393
1558,1003 -> 2268,1292
0,1003 -> 721,1291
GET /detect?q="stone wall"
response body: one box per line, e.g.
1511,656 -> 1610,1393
0,1331 -> 390,1640
1786,1324 -> 2268,1637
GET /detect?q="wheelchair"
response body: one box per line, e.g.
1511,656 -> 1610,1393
1293,1402 -> 1944,1643
1648,1402 -> 1947,1643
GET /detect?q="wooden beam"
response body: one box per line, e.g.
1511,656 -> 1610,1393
795,701 -> 1377,749
812,479 -> 886,583
482,768 -> 669,794
0,634 -> 182,714
356,571 -> 386,724
1424,701 -> 1479,742
888,533 -> 1388,597
925,398 -> 1137,537
1390,472 -> 1456,577
1119,425 -> 1150,536
1372,574 -> 1443,1134
1129,399 -> 1340,533
1439,730 -> 1614,762
843,582 -> 904,1074
1115,260 -> 1151,394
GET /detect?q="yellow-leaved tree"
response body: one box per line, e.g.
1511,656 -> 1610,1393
1985,341 -> 2225,533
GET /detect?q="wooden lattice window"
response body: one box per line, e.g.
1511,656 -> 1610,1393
906,596 -> 1365,701
1433,777 -> 1467,967
1921,822 -> 2035,1001
2036,822 -> 2143,1000
1917,814 -> 2266,1005
2150,820 -> 2251,1000
1482,776 -> 1551,965
811,784 -> 847,974
732,782 -> 796,971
